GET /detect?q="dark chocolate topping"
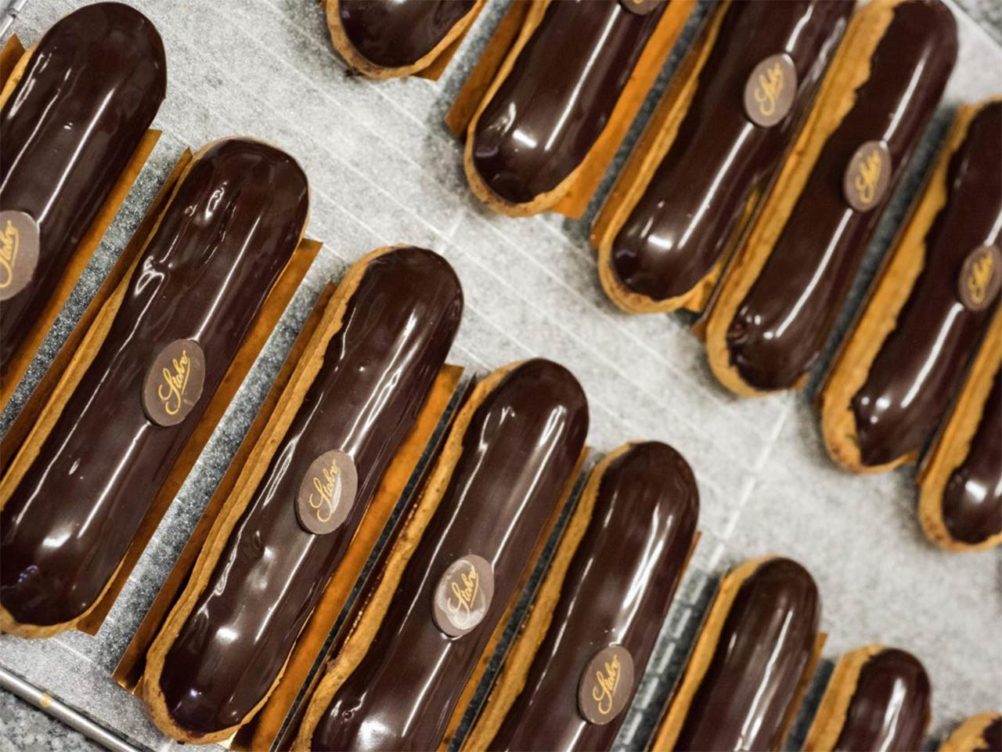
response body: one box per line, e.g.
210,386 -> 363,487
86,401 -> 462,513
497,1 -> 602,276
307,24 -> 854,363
726,0 -> 957,390
611,0 -> 851,302
310,359 -> 589,751
941,369 -> 1002,545
471,0 -> 665,204
157,247 -> 463,734
0,3 -> 166,375
675,557 -> 821,751
833,648 -> 931,751
489,441 -> 698,752
852,102 -> 1002,466
0,140 -> 307,628
338,0 -> 476,69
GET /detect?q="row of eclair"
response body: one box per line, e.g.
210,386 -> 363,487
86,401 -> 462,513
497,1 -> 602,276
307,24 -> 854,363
322,0 -> 1001,550
0,4 -> 997,751
4,204 -> 992,751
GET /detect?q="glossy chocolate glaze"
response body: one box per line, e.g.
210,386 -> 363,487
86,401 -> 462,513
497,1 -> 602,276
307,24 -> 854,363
726,0 -> 957,390
942,369 -> 1002,544
338,0 -> 476,68
852,103 -> 1002,466
471,0 -> 665,204
157,248 -> 463,735
0,3 -> 166,375
611,0 -> 851,302
0,140 -> 307,628
489,441 -> 698,752
833,648 -> 930,751
310,359 -> 589,751
675,557 -> 820,751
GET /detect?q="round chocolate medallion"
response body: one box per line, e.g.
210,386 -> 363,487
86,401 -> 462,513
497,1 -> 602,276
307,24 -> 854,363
432,554 -> 494,638
743,53 -> 798,128
578,645 -> 635,725
958,245 -> 1001,312
618,0 -> 663,15
142,339 -> 206,427
843,140 -> 891,212
0,210 -> 40,302
295,450 -> 359,535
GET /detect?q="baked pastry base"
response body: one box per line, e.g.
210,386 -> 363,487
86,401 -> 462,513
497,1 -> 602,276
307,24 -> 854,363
940,712 -> 1002,752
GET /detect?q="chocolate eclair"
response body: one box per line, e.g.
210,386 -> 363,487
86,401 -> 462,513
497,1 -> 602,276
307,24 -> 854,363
593,0 -> 852,314
463,0 -> 694,217
325,0 -> 483,79
651,556 -> 822,751
0,139 -> 309,639
942,713 -> 1002,752
141,246 -> 463,743
465,441 -> 698,752
821,99 -> 1002,473
295,359 -> 589,751
919,346 -> 1002,553
704,0 -> 957,396
805,645 -> 931,751
0,3 -> 166,380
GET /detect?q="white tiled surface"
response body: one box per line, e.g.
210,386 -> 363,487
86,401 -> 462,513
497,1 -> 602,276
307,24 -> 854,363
1,1 -> 1000,750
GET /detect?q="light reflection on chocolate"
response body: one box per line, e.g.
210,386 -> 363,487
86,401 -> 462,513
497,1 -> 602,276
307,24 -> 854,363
309,359 -> 589,751
941,369 -> 1002,545
0,140 -> 308,630
610,0 -> 851,302
673,557 -> 820,751
157,247 -> 463,735
471,0 -> 666,205
726,0 -> 957,390
0,3 -> 166,374
489,441 -> 698,751
852,102 -> 1002,467
833,648 -> 931,751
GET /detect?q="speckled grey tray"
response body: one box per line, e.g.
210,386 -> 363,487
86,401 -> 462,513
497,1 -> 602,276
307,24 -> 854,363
1,1 -> 1000,751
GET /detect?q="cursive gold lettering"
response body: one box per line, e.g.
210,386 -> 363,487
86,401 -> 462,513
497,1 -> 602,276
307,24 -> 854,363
853,147 -> 883,206
591,655 -> 622,716
0,218 -> 19,289
157,350 -> 191,416
446,564 -> 480,617
307,457 -> 340,523
753,62 -> 784,118
966,252 -> 996,307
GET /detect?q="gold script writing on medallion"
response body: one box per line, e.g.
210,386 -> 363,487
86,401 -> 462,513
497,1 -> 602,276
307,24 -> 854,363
295,450 -> 358,536
966,251 -> 995,307
0,218 -> 19,290
142,339 -> 205,427
447,564 -> 480,616
433,555 -> 494,637
753,62 -> 784,118
307,456 -> 340,524
853,148 -> 883,206
157,350 -> 191,416
591,655 -> 622,716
